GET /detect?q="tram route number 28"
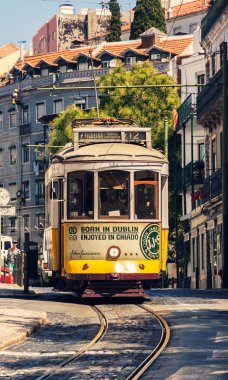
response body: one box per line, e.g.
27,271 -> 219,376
69,226 -> 77,240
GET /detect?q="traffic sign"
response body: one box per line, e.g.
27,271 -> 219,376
0,189 -> 10,206
0,206 -> 16,216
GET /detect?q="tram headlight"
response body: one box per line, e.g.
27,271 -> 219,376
107,246 -> 121,260
139,264 -> 145,270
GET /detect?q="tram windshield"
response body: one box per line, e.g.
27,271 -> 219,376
134,171 -> 158,219
68,172 -> 93,219
99,171 -> 129,218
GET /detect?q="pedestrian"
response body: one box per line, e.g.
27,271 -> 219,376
6,241 -> 20,284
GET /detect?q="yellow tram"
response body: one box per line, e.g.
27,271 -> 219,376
45,119 -> 169,297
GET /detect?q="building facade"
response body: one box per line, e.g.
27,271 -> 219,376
166,0 -> 209,36
177,0 -> 228,289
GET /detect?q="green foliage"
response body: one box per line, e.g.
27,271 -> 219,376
99,62 -> 180,149
49,105 -> 107,153
130,0 -> 167,40
106,0 -> 122,42
99,62 -> 180,236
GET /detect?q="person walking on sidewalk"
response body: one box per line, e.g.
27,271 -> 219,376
6,241 -> 20,284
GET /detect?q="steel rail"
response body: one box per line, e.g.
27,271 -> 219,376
35,305 -> 108,380
125,305 -> 170,380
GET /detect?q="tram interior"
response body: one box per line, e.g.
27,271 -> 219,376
67,170 -> 158,220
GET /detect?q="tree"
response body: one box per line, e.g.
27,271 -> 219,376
130,0 -> 167,40
99,62 -> 179,148
106,0 -> 122,42
99,62 -> 180,236
49,106 -> 108,153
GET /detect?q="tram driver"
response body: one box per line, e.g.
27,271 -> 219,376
101,188 -> 127,216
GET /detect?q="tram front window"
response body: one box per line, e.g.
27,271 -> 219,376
134,171 -> 158,220
99,171 -> 129,218
68,171 -> 93,219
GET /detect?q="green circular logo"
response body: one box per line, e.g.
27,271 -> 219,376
140,224 -> 160,260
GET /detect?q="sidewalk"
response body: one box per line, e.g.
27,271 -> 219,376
0,284 -> 47,350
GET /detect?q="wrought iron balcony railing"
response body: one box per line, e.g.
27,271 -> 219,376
202,169 -> 222,204
19,123 -> 31,135
197,68 -> 223,120
201,0 -> 227,41
176,94 -> 193,132
178,160 -> 205,191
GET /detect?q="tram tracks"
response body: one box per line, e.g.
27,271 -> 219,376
35,303 -> 170,380
126,305 -> 170,380
35,306 -> 108,380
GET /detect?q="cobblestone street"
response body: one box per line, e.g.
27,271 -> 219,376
0,288 -> 228,379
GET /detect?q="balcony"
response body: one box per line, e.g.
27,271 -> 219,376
178,160 -> 204,191
35,194 -> 45,205
197,68 -> 224,121
202,170 -> 222,204
0,68 -> 110,97
201,0 -> 228,41
19,123 -> 31,135
176,94 -> 193,132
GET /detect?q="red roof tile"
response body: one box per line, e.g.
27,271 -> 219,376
7,35 -> 192,75
156,36 -> 193,55
168,0 -> 209,19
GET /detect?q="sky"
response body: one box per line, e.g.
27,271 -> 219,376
0,0 -> 136,48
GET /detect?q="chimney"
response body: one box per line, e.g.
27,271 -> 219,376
87,9 -> 97,40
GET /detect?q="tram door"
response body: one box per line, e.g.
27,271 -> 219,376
134,181 -> 158,219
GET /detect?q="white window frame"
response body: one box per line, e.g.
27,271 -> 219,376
36,102 -> 46,121
23,214 -> 30,233
125,56 -> 136,66
22,144 -> 30,164
9,111 -> 16,128
53,98 -> 64,113
22,180 -> 30,200
9,146 -> 17,166
9,182 -> 17,201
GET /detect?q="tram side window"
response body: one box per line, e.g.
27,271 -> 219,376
68,172 -> 94,219
134,171 -> 158,219
99,171 -> 129,218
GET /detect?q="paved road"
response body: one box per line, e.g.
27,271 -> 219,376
0,287 -> 227,379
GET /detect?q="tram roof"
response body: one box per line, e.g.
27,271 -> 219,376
55,142 -> 166,162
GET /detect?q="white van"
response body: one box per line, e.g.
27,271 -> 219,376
0,236 -> 13,259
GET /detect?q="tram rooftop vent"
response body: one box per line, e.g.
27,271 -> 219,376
72,118 -> 152,150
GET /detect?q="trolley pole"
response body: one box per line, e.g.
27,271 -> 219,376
222,42 -> 228,288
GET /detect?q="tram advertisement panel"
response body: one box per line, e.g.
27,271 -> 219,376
66,223 -> 161,261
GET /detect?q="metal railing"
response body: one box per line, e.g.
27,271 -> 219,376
201,0 -> 228,41
202,169 -> 222,203
197,67 -> 224,119
178,160 -> 204,190
176,94 -> 192,132
19,123 -> 31,135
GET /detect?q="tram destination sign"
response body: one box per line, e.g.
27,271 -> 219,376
76,130 -> 148,146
